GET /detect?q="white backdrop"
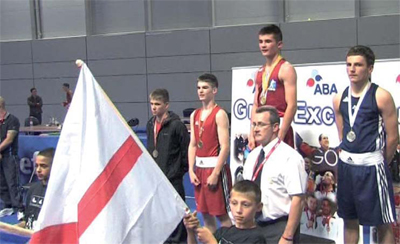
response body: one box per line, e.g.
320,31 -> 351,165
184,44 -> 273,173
230,59 -> 400,243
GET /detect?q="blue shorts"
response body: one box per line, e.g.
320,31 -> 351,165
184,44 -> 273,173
337,159 -> 396,226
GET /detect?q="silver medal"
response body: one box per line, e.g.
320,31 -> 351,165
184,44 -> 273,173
346,130 -> 356,143
152,149 -> 159,158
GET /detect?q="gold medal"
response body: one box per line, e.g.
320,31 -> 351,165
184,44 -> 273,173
260,55 -> 282,106
260,95 -> 266,105
152,149 -> 159,158
198,141 -> 203,149
346,130 -> 356,143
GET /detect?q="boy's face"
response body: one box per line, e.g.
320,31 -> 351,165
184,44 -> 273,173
346,55 -> 373,85
252,112 -> 279,146
150,99 -> 169,118
35,155 -> 52,184
229,190 -> 262,228
258,34 -> 282,58
321,200 -> 332,216
197,81 -> 217,102
307,197 -> 317,212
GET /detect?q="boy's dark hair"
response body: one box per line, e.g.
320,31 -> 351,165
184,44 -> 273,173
149,89 -> 169,104
306,193 -> 316,200
346,45 -> 375,67
63,83 -> 70,88
255,105 -> 280,126
30,88 -> 37,93
258,24 -> 283,42
198,73 -> 218,88
232,180 -> 261,204
38,148 -> 55,165
318,133 -> 328,142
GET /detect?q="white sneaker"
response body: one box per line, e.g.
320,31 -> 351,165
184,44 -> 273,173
0,208 -> 14,217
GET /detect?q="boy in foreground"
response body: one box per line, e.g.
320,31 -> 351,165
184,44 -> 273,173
184,180 -> 266,244
17,148 -> 55,230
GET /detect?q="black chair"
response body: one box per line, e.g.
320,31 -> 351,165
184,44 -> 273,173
183,108 -> 195,118
24,116 -> 40,135
182,108 -> 195,125
24,116 -> 40,127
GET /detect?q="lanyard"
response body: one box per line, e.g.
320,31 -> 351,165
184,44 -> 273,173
347,82 -> 370,130
197,105 -> 217,141
322,215 -> 332,229
261,55 -> 282,95
251,139 -> 281,181
306,209 -> 315,222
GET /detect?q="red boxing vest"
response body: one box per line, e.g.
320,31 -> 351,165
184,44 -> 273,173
193,106 -> 221,157
256,59 -> 287,117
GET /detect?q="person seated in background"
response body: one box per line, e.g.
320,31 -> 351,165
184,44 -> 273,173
183,180 -> 266,244
17,148 -> 55,230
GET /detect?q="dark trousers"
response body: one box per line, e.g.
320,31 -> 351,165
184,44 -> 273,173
30,113 -> 42,125
0,155 -> 22,209
165,179 -> 187,244
258,216 -> 300,244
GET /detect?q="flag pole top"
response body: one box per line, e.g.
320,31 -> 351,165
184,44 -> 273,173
75,59 -> 84,68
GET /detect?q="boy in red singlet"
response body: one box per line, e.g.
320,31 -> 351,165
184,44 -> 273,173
188,73 -> 232,233
249,24 -> 297,149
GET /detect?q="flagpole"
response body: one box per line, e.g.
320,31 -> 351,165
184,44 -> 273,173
0,222 -> 33,237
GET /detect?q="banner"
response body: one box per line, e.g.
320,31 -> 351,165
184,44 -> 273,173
230,59 -> 400,244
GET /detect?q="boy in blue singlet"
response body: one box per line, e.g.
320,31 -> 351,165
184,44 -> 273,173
333,45 -> 399,244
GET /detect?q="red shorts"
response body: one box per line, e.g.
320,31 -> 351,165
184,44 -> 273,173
194,165 -> 232,216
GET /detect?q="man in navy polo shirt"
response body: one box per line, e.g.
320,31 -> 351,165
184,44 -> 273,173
0,96 -> 22,217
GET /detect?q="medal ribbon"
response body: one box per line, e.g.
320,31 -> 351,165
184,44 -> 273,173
347,82 -> 370,132
306,209 -> 315,222
322,215 -> 331,230
153,114 -> 167,149
261,55 -> 282,100
251,139 -> 281,181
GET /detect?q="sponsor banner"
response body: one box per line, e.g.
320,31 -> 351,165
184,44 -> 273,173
231,59 -> 400,243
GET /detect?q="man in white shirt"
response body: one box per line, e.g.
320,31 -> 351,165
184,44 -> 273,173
243,105 -> 307,244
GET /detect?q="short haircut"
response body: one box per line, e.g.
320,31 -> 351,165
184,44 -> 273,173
322,198 -> 333,209
38,148 -> 55,165
149,88 -> 169,104
306,193 -> 316,200
30,88 -> 37,93
232,180 -> 261,204
258,24 -> 283,42
255,105 -> 280,126
198,73 -> 218,88
347,45 -> 375,67
63,83 -> 70,88
318,133 -> 328,142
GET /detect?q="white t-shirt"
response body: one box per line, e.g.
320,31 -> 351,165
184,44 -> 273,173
300,209 -> 317,235
243,138 -> 307,221
315,215 -> 340,241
